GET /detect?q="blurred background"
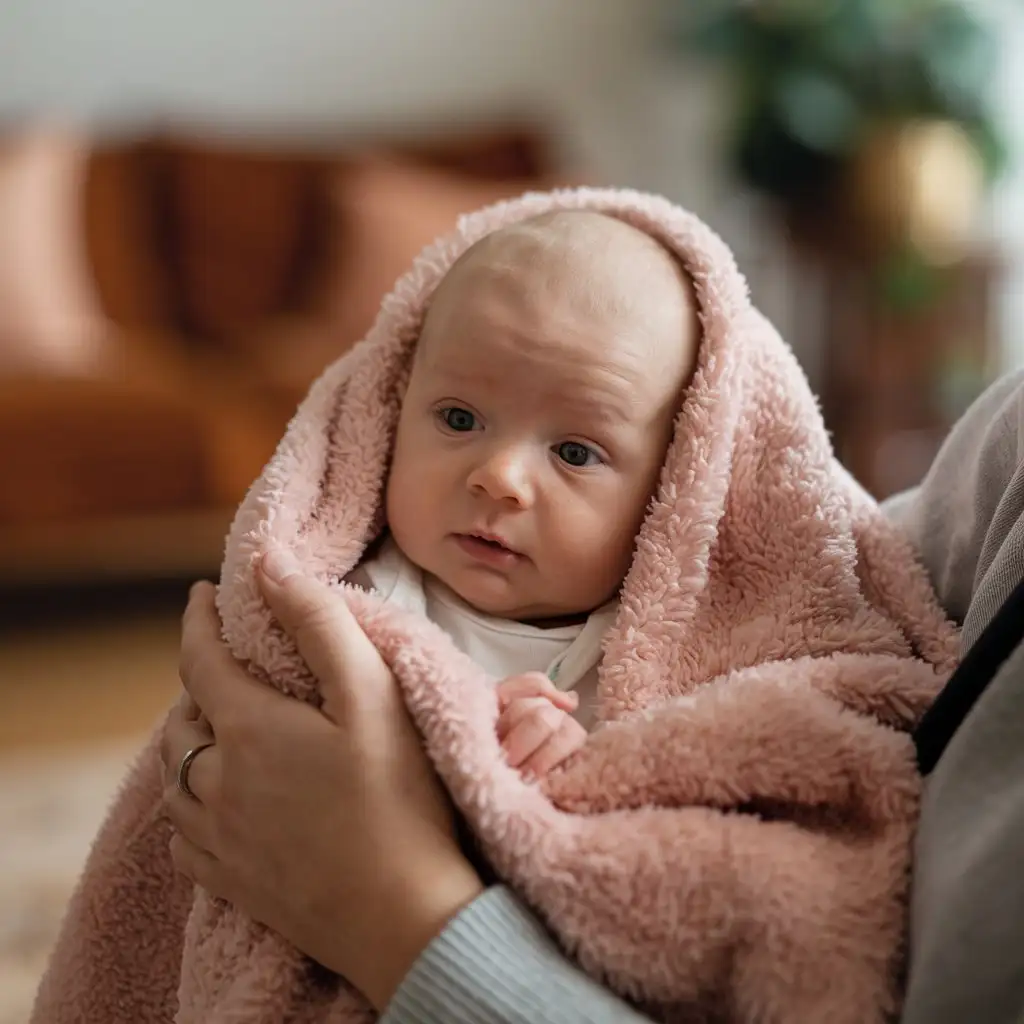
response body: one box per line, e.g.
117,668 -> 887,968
0,0 -> 1021,1016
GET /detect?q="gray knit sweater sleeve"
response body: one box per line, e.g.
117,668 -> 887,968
382,887 -> 649,1024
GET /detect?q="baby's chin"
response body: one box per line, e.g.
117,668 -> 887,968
441,575 -> 538,621
440,572 -> 594,626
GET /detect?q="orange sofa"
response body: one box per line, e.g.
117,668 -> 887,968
0,125 -> 567,584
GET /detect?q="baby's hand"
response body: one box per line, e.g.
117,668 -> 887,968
495,672 -> 587,778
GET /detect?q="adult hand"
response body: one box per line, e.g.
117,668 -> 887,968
162,551 -> 484,1010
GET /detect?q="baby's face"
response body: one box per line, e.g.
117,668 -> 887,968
385,212 -> 699,622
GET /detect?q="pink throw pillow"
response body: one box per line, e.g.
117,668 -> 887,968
0,127 -> 109,375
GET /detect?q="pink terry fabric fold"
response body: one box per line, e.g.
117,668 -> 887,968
33,188 -> 958,1024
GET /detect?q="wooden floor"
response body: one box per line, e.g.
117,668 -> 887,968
0,581 -> 197,1024
0,581 -> 189,753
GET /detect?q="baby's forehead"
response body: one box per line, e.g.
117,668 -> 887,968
453,211 -> 672,276
426,212 -> 689,323
415,210 -> 699,398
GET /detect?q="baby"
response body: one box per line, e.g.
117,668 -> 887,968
350,210 -> 700,776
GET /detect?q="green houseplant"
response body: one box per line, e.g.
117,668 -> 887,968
670,0 -> 1007,305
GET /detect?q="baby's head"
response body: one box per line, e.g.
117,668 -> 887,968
385,210 -> 700,623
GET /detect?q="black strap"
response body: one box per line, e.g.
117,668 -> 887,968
915,573 -> 1024,775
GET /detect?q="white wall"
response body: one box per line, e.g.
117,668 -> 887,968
0,0 -> 811,381
983,1 -> 1024,368
0,2 -> 757,281
0,1 -> 754,211
0,1 -> 655,149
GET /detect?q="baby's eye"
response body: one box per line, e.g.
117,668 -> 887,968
555,441 -> 601,468
439,407 -> 477,432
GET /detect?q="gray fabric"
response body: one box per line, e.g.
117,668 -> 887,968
884,367 -> 1024,650
384,372 -> 1024,1024
889,370 -> 1024,1024
381,886 -> 647,1024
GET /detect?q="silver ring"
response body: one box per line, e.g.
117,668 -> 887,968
176,742 -> 215,800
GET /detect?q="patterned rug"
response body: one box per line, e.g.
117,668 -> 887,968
0,738 -> 143,1024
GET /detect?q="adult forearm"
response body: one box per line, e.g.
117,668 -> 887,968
383,887 -> 651,1024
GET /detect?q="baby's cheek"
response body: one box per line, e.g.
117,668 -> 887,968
387,465 -> 439,554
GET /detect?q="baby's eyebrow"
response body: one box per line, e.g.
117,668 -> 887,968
423,362 -> 643,425
561,387 -> 642,426
431,365 -> 484,384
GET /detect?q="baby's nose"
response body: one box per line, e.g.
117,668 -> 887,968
467,448 -> 535,506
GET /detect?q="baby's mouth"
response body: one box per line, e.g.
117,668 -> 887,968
453,532 -> 523,562
471,534 -> 509,550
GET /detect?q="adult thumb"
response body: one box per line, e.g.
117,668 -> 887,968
257,548 -> 389,721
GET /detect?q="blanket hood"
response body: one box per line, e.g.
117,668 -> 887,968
216,187 -> 955,721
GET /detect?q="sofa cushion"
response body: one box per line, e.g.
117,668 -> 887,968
0,376 -> 206,524
159,139 -> 328,343
83,140 -> 175,332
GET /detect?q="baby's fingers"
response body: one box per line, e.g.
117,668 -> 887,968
497,696 -> 550,743
500,700 -> 568,768
496,672 -> 578,713
519,719 -> 588,778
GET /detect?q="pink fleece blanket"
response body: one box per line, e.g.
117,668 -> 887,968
33,189 -> 958,1024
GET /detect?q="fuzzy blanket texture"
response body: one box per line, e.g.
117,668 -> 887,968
32,188 -> 959,1024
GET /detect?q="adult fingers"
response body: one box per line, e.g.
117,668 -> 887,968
178,582 -> 267,727
257,549 -> 394,722
163,774 -> 215,851
160,692 -> 215,786
159,692 -> 189,777
168,830 -> 221,893
175,736 -> 219,805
